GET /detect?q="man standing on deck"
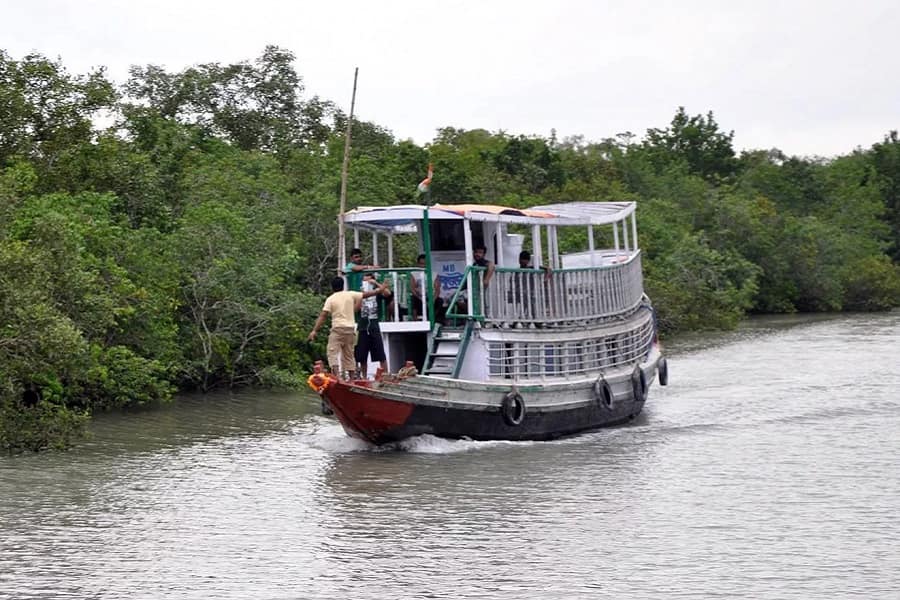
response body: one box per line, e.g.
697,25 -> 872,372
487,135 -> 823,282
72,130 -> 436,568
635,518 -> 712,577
308,276 -> 386,379
472,244 -> 495,287
450,244 -> 495,319
356,273 -> 390,379
513,250 -> 552,322
343,248 -> 379,291
344,247 -> 395,320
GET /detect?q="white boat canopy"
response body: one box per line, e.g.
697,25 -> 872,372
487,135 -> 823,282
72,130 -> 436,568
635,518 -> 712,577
343,201 -> 636,233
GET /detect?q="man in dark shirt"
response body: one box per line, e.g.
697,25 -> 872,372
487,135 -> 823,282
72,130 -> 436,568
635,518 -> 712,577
451,245 -> 495,319
512,250 -> 551,321
472,245 -> 495,287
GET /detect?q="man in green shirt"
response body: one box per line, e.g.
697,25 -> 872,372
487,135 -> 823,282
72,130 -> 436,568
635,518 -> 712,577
343,247 -> 379,291
344,247 -> 396,320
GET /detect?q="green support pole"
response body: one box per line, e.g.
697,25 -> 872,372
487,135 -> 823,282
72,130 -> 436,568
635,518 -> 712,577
422,194 -> 435,330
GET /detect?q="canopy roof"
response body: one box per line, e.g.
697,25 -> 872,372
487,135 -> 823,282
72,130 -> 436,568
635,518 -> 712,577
343,201 -> 635,233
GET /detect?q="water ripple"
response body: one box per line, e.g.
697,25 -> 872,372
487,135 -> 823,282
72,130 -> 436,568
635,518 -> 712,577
2,313 -> 899,599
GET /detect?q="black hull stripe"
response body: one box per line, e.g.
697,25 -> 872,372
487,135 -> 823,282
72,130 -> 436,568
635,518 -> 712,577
373,398 -> 647,443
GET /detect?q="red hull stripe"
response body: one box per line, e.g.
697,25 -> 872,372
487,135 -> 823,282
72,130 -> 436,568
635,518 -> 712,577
324,382 -> 414,442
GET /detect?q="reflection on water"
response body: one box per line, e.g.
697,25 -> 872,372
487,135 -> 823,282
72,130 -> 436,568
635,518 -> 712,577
1,313 -> 899,599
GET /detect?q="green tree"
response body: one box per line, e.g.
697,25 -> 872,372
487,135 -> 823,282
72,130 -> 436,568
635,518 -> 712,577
639,107 -> 739,182
870,131 -> 900,260
0,50 -> 115,177
124,46 -> 333,153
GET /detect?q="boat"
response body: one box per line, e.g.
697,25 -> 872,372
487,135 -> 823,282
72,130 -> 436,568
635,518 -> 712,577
308,201 -> 668,444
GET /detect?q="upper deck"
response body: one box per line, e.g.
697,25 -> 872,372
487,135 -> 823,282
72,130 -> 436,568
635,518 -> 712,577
342,201 -> 644,331
344,201 -> 637,230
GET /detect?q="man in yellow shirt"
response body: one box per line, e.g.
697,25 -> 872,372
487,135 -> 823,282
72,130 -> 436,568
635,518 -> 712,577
308,276 -> 386,379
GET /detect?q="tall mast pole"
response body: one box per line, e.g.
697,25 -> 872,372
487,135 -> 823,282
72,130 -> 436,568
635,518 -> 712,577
337,67 -> 359,273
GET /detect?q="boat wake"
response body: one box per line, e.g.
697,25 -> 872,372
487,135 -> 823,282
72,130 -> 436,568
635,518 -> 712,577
395,434 -> 537,454
299,416 -> 537,454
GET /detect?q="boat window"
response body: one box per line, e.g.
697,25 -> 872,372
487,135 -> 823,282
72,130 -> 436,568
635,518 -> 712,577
483,316 -> 655,380
429,221 -> 464,251
427,221 -> 486,253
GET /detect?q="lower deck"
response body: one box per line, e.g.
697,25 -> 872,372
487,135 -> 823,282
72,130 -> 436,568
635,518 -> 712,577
367,304 -> 655,384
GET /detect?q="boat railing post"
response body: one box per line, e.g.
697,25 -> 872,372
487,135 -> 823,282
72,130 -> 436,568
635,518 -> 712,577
478,267 -> 487,320
582,270 -> 589,320
604,268 -> 612,315
583,270 -> 590,319
557,269 -> 567,321
525,271 -> 533,321
632,211 -> 638,252
588,225 -> 596,268
573,270 -> 581,320
392,270 -> 400,321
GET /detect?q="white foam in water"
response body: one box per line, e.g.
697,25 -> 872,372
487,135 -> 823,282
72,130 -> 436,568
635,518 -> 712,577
300,418 -> 538,454
300,417 -> 374,453
396,434 -> 536,454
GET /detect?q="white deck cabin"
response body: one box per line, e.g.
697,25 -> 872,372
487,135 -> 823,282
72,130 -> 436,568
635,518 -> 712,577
342,202 -> 646,380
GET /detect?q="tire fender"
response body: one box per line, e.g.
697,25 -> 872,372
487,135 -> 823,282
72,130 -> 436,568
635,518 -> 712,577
658,357 -> 669,386
501,392 -> 526,426
593,376 -> 613,409
631,365 -> 648,402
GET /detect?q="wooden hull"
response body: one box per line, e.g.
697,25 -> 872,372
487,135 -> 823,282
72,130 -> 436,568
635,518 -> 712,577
320,349 -> 661,445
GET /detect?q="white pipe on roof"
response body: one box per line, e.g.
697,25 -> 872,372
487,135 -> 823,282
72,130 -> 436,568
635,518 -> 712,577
588,225 -> 596,267
387,234 -> 393,268
631,212 -> 639,251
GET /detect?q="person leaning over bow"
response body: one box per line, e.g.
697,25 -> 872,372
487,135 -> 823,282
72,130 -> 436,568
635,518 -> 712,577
308,276 -> 386,379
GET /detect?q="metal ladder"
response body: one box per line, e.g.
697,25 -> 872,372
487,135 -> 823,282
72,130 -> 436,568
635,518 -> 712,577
423,320 -> 474,378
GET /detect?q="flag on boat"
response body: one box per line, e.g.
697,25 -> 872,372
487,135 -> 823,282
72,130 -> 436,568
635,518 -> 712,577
417,163 -> 433,194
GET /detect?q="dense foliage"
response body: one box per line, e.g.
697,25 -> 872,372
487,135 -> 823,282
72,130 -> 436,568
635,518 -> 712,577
2,48 -> 898,451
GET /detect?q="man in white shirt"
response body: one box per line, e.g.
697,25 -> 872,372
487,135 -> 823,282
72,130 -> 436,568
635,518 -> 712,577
356,273 -> 391,378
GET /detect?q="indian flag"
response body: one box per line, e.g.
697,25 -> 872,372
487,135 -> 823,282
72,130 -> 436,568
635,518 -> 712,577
416,163 -> 433,194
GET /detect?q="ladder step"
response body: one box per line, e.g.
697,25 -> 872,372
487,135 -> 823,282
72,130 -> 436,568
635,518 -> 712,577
425,368 -> 452,375
430,356 -> 455,365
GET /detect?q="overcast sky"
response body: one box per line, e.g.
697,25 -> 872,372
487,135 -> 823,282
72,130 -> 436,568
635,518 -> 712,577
3,0 -> 899,157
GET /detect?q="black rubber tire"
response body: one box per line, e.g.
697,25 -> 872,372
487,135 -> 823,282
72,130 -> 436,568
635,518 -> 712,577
631,366 -> 648,402
593,377 -> 613,409
658,357 -> 669,386
501,392 -> 526,426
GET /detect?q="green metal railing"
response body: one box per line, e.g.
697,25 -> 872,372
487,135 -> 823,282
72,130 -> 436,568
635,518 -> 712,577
358,267 -> 431,323
443,254 -> 644,326
445,265 -> 486,322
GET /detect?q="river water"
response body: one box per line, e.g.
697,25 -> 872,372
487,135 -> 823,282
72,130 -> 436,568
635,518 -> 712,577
1,313 -> 898,599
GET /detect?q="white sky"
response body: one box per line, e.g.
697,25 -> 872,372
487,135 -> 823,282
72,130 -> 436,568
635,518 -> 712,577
3,0 -> 899,157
